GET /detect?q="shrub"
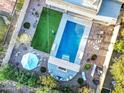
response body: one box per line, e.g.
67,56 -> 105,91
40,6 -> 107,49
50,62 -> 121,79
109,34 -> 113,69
120,28 -> 124,37
91,54 -> 97,60
39,75 -> 59,89
77,78 -> 84,85
62,86 -> 72,93
84,64 -> 91,70
121,17 -> 124,24
36,87 -> 62,93
78,87 -> 90,93
23,22 -> 30,29
16,0 -> 24,11
0,64 -> 38,87
114,40 -> 124,53
0,46 -> 4,52
40,67 -> 46,73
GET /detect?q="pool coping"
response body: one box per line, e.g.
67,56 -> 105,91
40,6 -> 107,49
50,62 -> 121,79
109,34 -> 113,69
48,14 -> 93,81
50,14 -> 92,65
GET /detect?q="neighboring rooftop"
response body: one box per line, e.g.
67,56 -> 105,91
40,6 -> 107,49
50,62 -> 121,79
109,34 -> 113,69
0,0 -> 16,14
98,0 -> 122,18
64,0 -> 102,10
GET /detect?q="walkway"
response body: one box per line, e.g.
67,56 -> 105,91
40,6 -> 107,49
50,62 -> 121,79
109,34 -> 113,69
19,0 -> 46,39
2,0 -> 30,65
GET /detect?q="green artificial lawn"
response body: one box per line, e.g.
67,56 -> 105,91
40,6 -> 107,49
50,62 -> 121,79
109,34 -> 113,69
31,8 -> 62,53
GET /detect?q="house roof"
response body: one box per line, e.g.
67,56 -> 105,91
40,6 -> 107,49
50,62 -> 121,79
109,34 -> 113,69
0,0 -> 16,14
98,0 -> 122,18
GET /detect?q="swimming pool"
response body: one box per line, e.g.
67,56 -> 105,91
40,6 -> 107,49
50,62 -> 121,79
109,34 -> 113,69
56,21 -> 85,63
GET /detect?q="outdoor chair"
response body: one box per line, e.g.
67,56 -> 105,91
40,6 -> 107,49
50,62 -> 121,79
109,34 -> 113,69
82,72 -> 86,81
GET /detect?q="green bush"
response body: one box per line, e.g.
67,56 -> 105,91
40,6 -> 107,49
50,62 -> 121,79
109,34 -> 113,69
40,67 -> 46,73
91,54 -> 97,60
120,28 -> 124,37
77,78 -> 84,85
16,0 -> 24,11
36,87 -> 62,93
0,46 -> 4,52
0,65 -> 38,87
78,87 -> 90,93
39,75 -> 59,89
23,22 -> 30,29
114,40 -> 124,53
110,55 -> 124,93
121,17 -> 124,24
62,86 -> 72,93
84,64 -> 91,70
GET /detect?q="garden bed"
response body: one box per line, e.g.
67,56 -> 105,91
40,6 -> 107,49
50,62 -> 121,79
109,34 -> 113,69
0,17 -> 7,51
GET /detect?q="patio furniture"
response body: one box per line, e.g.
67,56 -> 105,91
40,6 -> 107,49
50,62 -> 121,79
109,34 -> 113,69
69,76 -> 72,80
91,64 -> 97,77
93,79 -> 100,85
79,51 -> 84,59
111,80 -> 116,86
93,41 -> 99,50
21,53 -> 39,70
93,45 -> 99,50
99,31 -> 104,35
82,72 -> 86,81
66,78 -> 69,81
96,66 -> 103,76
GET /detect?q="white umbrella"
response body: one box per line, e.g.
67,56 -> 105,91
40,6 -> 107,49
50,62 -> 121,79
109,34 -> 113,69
21,53 -> 39,70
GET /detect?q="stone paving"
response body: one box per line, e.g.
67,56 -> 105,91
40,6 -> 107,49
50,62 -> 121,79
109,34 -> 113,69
9,43 -> 49,74
19,0 -> 46,39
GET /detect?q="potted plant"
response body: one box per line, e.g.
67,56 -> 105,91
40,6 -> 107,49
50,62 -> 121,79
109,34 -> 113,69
77,78 -> 84,85
23,22 -> 30,29
84,64 -> 91,70
91,54 -> 97,60
40,67 -> 46,73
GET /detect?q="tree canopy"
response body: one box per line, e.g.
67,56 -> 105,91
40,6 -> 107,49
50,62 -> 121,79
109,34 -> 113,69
39,75 -> 59,89
0,64 -> 38,87
78,87 -> 90,93
110,55 -> 124,93
36,87 -> 62,93
114,40 -> 124,53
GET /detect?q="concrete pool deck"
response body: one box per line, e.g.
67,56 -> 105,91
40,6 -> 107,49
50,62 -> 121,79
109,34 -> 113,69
48,14 -> 92,81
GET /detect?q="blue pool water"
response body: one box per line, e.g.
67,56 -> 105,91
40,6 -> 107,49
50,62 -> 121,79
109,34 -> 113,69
56,21 -> 85,63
